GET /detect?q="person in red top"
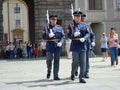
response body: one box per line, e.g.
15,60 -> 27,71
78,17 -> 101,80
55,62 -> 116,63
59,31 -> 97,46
34,43 -> 38,58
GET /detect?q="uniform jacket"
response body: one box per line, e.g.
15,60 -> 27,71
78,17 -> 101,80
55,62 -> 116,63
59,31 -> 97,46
42,24 -> 65,53
67,21 -> 90,52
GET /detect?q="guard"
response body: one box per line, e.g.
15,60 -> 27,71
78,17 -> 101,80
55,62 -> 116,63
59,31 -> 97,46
67,10 -> 90,83
42,12 -> 65,80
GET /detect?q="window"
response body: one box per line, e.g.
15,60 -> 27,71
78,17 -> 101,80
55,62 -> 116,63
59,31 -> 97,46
14,3 -> 20,13
89,0 -> 102,10
116,0 -> 120,10
15,20 -> 21,28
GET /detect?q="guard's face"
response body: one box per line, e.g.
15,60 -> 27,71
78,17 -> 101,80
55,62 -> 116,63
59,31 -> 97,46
50,18 -> 57,25
74,15 -> 81,23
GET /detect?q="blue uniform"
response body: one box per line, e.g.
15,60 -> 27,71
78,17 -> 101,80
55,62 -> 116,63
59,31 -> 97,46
85,27 -> 95,77
42,24 -> 65,79
67,21 -> 90,81
86,25 -> 95,51
68,23 -> 90,52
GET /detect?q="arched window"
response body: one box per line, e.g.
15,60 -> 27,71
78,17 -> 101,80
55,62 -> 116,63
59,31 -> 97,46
89,0 -> 102,10
14,3 -> 20,13
116,0 -> 120,10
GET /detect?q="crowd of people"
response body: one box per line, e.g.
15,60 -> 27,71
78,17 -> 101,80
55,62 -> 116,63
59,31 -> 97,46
4,40 -> 47,59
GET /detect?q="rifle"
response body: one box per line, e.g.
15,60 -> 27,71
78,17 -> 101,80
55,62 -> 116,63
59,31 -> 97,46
70,4 -> 80,34
46,10 -> 54,35
46,10 -> 49,28
71,4 -> 74,20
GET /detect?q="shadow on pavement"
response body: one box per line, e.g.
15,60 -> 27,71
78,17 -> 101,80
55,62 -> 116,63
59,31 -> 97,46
5,77 -> 77,87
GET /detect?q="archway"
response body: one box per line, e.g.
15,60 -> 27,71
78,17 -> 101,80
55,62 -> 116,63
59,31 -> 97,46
23,0 -> 35,43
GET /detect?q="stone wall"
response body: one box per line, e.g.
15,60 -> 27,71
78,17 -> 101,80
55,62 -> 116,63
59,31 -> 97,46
34,0 -> 74,41
34,0 -> 74,55
0,0 -> 3,57
0,0 -> 3,48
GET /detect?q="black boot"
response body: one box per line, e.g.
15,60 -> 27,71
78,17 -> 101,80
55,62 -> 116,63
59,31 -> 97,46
79,78 -> 86,83
75,71 -> 78,76
84,74 -> 89,78
54,77 -> 60,80
47,71 -> 51,79
71,75 -> 75,81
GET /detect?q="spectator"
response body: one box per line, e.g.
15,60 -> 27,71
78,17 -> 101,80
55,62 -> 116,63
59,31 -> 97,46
65,38 -> 72,59
89,48 -> 96,58
22,41 -> 28,58
27,40 -> 33,58
118,43 -> 120,55
5,43 -> 10,59
34,43 -> 38,58
9,42 -> 15,59
108,28 -> 119,67
40,39 -> 46,58
100,32 -> 108,61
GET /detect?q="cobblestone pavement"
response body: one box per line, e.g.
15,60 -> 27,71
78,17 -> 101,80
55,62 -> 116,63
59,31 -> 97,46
0,57 -> 120,90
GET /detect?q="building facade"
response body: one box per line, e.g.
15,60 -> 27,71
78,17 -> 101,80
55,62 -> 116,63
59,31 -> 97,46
79,0 -> 120,54
1,0 -> 120,54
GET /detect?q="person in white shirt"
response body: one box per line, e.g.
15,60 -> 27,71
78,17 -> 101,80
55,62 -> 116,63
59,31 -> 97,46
9,42 -> 15,59
40,39 -> 46,57
65,38 -> 72,59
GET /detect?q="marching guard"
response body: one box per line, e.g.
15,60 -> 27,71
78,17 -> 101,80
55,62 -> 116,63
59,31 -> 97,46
42,11 -> 65,80
67,8 -> 90,83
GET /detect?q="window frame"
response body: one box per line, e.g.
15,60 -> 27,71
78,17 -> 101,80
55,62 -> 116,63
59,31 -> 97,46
116,0 -> 120,10
14,4 -> 20,13
15,19 -> 21,28
89,0 -> 102,10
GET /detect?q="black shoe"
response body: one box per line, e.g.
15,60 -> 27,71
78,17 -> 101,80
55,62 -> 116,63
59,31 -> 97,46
71,75 -> 75,81
75,71 -> 78,76
79,79 -> 86,83
54,77 -> 60,80
84,74 -> 89,78
47,73 -> 50,79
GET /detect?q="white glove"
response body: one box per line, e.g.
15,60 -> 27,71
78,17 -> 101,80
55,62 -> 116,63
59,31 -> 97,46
74,32 -> 80,37
91,42 -> 95,46
57,42 -> 62,47
49,33 -> 55,38
80,38 -> 85,42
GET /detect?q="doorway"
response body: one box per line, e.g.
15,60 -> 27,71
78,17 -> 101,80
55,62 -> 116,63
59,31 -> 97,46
12,29 -> 24,43
90,23 -> 104,55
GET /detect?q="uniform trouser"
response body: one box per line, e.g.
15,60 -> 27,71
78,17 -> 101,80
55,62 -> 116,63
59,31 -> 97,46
46,51 -> 60,78
71,51 -> 86,80
75,51 -> 89,76
85,51 -> 90,76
